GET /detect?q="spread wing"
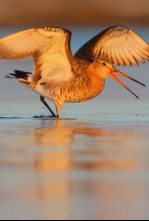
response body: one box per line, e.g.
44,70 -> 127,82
0,27 -> 73,83
75,25 -> 149,66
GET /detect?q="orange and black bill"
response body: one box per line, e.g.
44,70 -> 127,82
110,69 -> 146,99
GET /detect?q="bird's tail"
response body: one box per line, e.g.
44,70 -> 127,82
5,70 -> 32,86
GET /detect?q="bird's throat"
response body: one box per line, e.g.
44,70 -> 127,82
87,65 -> 105,96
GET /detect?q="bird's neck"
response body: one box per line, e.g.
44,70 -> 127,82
87,64 -> 105,95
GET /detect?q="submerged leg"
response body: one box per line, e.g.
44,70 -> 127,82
40,96 -> 57,117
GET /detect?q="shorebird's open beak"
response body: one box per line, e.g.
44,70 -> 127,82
109,68 -> 146,99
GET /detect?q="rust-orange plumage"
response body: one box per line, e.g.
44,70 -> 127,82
1,25 -> 149,117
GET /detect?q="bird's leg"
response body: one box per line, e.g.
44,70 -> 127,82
40,96 -> 57,118
56,103 -> 63,118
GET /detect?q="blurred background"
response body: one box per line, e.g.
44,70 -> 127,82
0,0 -> 149,27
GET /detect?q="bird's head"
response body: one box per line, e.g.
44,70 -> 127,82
89,57 -> 145,98
92,57 -> 114,78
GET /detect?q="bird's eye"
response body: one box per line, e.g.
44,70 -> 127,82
102,62 -> 106,66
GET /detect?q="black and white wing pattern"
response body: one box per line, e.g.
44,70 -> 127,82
0,27 -> 73,83
75,25 -> 149,66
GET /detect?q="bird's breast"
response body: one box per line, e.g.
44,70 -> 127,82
34,71 -> 105,104
59,72 -> 105,103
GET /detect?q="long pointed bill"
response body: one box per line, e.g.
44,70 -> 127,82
109,69 -> 146,99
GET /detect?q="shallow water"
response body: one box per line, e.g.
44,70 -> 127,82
0,27 -> 149,220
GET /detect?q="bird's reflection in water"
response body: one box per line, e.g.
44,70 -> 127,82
1,118 -> 148,220
19,118 -> 144,172
3,118 -> 146,171
33,119 -> 73,170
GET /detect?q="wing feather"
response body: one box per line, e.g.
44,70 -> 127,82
113,37 -> 124,66
0,29 -> 47,59
75,25 -> 149,66
126,39 -> 145,63
0,27 -> 73,83
116,37 -> 125,66
127,34 -> 149,60
111,37 -> 119,65
119,35 -> 132,66
117,37 -> 126,66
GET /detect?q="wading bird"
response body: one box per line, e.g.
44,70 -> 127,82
1,25 -> 149,117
